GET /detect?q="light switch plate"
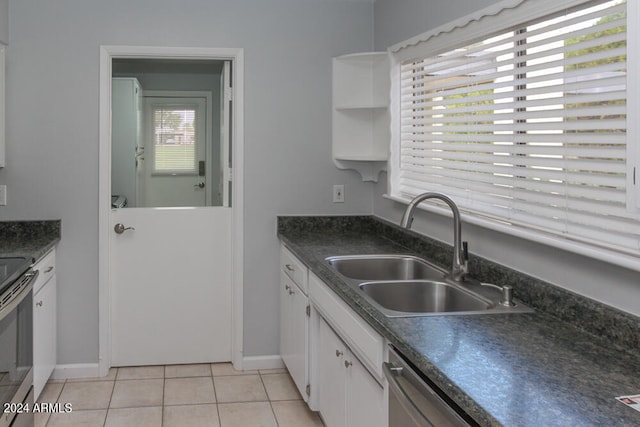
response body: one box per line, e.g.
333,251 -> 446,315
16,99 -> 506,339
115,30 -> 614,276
0,185 -> 6,205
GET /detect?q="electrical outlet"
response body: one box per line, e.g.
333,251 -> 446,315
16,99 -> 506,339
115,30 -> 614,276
333,184 -> 344,203
0,185 -> 6,206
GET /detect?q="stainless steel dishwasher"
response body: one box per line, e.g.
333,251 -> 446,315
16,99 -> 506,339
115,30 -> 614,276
383,346 -> 475,427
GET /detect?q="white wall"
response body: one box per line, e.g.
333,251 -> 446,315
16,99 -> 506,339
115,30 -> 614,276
0,0 -> 375,365
373,0 -> 640,317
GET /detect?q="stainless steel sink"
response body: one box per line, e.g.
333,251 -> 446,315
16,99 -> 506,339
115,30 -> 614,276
359,280 -> 492,317
325,254 -> 534,317
325,255 -> 446,281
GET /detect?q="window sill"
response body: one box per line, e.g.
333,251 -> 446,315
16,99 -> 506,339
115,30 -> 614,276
383,193 -> 640,273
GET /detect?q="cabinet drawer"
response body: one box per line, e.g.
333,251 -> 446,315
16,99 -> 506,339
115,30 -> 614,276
309,272 -> 384,379
33,249 -> 56,294
281,246 -> 308,293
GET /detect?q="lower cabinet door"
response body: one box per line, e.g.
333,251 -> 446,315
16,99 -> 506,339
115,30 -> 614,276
33,276 -> 57,400
280,273 -> 309,400
347,356 -> 385,427
280,273 -> 292,371
318,318 -> 347,427
288,281 -> 308,400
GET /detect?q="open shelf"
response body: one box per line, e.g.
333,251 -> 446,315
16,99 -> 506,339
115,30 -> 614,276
332,52 -> 390,182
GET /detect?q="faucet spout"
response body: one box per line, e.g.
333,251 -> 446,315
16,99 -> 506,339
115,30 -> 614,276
400,192 -> 468,281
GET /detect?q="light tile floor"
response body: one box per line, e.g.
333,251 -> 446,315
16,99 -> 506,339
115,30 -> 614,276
35,363 -> 324,427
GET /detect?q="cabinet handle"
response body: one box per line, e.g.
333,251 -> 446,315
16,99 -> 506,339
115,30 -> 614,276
285,284 -> 291,291
36,301 -> 43,307
45,266 -> 54,273
288,289 -> 295,296
335,350 -> 343,357
285,264 -> 295,272
344,360 -> 352,368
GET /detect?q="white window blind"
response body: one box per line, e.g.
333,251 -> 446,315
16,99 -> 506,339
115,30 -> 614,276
152,106 -> 197,173
396,0 -> 640,255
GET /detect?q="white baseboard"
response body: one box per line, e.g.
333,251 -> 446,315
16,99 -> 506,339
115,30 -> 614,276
241,355 -> 285,371
51,357 -> 283,380
51,363 -> 101,380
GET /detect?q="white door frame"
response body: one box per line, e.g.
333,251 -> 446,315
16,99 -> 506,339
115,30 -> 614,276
98,45 -> 244,376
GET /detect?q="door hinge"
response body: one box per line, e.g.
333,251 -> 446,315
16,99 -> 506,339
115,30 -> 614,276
306,304 -> 310,317
306,384 -> 311,396
225,87 -> 233,101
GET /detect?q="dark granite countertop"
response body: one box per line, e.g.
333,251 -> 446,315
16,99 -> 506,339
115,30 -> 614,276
0,220 -> 61,262
278,216 -> 640,427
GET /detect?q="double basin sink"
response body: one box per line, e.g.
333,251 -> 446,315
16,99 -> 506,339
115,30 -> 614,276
325,254 -> 533,317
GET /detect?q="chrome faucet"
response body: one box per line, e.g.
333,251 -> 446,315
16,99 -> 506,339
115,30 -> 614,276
400,192 -> 468,281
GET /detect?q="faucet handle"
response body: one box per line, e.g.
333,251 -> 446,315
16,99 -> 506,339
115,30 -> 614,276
462,241 -> 469,261
500,285 -> 516,307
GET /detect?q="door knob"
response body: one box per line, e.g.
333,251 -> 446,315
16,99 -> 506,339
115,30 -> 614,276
114,223 -> 135,234
194,182 -> 205,189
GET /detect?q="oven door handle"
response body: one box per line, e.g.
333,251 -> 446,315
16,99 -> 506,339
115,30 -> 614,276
0,269 -> 39,322
383,361 -> 435,427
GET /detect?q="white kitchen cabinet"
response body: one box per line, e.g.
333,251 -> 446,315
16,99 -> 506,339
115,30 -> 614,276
317,317 -> 385,427
309,271 -> 385,427
33,249 -> 57,400
309,272 -> 384,379
318,317 -> 348,427
332,52 -> 389,182
0,0 -> 7,45
0,0 -> 6,165
0,45 -> 5,167
279,246 -> 310,401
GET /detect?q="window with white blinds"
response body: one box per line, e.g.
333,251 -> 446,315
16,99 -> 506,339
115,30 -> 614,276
152,106 -> 198,173
392,0 -> 640,256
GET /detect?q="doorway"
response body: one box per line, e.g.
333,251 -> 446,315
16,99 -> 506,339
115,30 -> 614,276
98,46 -> 244,374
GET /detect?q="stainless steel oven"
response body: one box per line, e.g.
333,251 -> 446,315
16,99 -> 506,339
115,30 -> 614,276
0,263 -> 38,427
384,346 -> 476,427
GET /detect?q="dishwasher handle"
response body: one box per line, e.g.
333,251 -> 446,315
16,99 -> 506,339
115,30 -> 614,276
383,361 -> 435,427
384,347 -> 472,427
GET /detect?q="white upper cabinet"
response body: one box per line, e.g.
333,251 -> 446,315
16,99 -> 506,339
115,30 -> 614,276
332,52 -> 389,182
0,0 -> 8,45
0,44 -> 5,167
0,0 -> 6,166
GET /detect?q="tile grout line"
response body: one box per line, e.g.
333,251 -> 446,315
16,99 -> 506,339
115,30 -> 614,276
210,364 -> 223,427
259,371 -> 281,427
104,368 -> 117,427
162,366 -> 166,427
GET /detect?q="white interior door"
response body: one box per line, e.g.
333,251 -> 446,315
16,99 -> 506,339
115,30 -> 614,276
110,207 -> 231,366
100,46 -> 244,378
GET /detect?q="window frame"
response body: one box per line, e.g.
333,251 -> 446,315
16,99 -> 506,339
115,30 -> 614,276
144,94 -> 207,177
387,0 -> 640,271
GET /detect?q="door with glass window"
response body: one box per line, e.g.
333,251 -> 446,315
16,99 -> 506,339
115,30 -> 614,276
143,97 -> 207,207
109,60 -> 234,367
